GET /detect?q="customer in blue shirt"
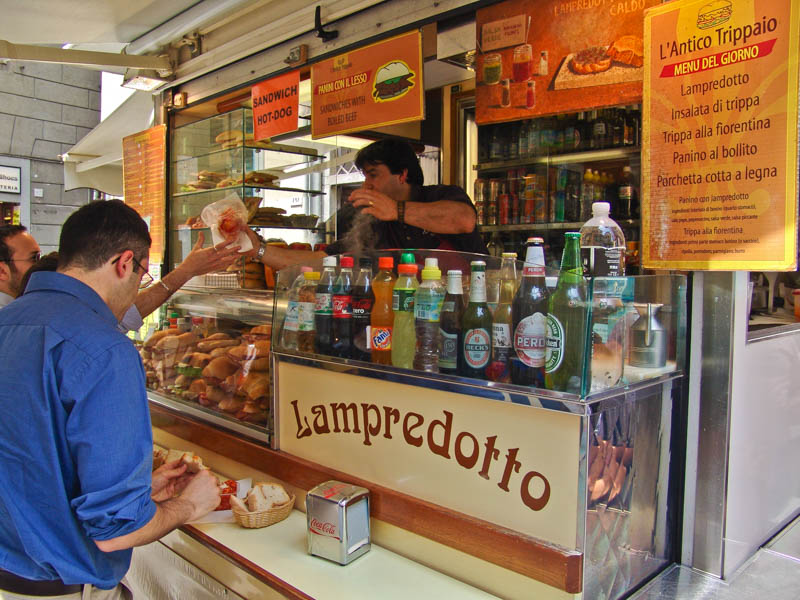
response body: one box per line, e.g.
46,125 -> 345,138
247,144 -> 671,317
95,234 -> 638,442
0,200 -> 221,599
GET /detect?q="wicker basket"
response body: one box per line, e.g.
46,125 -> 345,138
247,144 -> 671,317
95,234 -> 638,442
232,494 -> 295,528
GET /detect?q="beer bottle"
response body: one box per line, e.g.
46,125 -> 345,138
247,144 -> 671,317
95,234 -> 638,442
460,261 -> 493,380
511,238 -> 548,387
545,232 -> 587,393
439,270 -> 465,375
488,253 -> 517,382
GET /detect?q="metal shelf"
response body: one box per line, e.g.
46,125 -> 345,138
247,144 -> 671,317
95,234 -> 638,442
479,219 -> 640,233
174,184 -> 324,197
172,143 -> 321,165
475,146 -> 640,172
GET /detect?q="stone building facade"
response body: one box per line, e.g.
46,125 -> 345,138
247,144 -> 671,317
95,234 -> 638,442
0,61 -> 100,252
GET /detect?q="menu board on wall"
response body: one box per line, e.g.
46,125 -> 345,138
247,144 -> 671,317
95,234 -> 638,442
475,0 -> 659,124
311,30 -> 424,138
123,125 -> 166,264
251,70 -> 300,141
642,0 -> 799,270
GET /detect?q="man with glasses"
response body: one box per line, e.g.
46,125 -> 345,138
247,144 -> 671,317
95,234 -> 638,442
0,201 -> 221,599
0,225 -> 41,307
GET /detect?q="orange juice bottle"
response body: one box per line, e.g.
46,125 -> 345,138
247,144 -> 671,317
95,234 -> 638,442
370,256 -> 396,364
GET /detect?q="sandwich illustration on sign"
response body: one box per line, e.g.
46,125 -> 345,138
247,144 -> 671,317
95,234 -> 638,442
697,0 -> 732,30
373,61 -> 415,101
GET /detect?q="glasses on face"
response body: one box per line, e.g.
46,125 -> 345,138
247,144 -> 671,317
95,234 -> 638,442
112,253 -> 154,289
6,251 -> 41,264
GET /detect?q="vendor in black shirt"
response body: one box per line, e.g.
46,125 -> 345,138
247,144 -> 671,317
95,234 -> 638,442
246,139 -> 487,269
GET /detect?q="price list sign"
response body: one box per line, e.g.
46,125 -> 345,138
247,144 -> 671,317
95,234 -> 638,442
123,125 -> 166,264
643,0 -> 799,270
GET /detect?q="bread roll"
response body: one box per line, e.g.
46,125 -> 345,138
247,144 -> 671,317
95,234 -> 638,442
202,357 -> 239,383
197,338 -> 238,352
144,329 -> 180,349
218,396 -> 245,413
180,453 -> 207,473
246,482 -> 290,511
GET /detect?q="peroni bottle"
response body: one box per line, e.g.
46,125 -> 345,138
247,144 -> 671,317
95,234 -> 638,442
488,253 -> 516,382
545,232 -> 588,393
391,263 -> 418,369
460,261 -> 493,380
297,271 -> 319,353
413,258 -> 446,372
351,257 -> 374,361
511,238 -> 548,387
439,270 -> 465,375
371,256 -> 396,365
314,255 -> 337,355
331,256 -> 354,358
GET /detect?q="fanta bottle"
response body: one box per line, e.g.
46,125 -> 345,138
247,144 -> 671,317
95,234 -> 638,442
370,256 -> 396,365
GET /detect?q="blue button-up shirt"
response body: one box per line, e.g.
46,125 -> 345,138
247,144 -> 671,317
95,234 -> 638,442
0,272 -> 156,589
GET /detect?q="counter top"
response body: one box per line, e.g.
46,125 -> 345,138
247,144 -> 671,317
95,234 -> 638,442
184,512 -> 500,599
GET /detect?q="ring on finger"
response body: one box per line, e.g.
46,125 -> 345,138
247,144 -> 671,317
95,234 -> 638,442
369,201 -> 374,206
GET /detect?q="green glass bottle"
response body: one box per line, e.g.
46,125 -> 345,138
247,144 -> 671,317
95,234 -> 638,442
460,261 -> 493,380
545,232 -> 588,394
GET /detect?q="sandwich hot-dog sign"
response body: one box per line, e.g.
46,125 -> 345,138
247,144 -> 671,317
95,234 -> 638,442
251,70 -> 300,141
311,31 -> 424,138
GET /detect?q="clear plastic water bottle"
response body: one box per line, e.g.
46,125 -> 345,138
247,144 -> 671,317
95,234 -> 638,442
391,263 -> 418,369
413,258 -> 446,372
579,201 -> 625,277
281,266 -> 312,350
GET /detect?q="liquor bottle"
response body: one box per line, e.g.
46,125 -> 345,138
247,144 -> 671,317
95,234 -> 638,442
611,108 -> 624,147
545,232 -> 587,393
413,258 -> 446,372
527,118 -> 540,156
618,165 -> 640,219
489,126 -> 502,161
518,121 -> 529,159
460,261 -> 493,379
592,109 -> 608,150
392,263 -> 418,369
331,255 -> 354,358
511,238 -> 548,387
351,257 -> 374,361
508,123 -> 519,160
478,126 -> 490,163
581,169 -> 594,222
487,252 -> 516,382
439,270 -> 465,375
314,255 -> 338,355
370,256 -> 396,364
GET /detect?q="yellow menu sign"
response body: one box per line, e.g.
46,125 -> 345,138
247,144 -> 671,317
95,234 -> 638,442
643,0 -> 799,270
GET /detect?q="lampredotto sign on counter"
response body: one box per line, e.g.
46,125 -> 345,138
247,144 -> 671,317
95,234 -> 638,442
642,0 -> 799,270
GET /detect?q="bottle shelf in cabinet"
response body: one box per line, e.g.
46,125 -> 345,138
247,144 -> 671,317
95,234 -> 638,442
173,183 -> 324,198
171,143 -> 321,166
479,219 -> 640,233
475,146 -> 640,172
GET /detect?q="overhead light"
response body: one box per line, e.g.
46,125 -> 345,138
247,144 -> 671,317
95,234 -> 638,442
121,68 -> 169,91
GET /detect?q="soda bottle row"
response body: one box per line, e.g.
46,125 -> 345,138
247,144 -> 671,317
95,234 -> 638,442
478,106 -> 641,164
282,205 -> 627,392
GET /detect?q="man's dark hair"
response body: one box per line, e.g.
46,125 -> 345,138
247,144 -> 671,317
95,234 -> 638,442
58,200 -> 151,271
355,139 -> 424,186
0,225 -> 28,265
20,251 -> 59,294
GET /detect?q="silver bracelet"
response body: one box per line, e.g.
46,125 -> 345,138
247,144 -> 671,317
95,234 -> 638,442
157,279 -> 172,294
255,242 -> 267,262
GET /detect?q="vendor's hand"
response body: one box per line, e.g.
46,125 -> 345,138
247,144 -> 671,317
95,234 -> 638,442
151,460 -> 190,502
178,231 -> 241,277
349,189 -> 398,222
241,228 -> 263,260
178,469 -> 222,521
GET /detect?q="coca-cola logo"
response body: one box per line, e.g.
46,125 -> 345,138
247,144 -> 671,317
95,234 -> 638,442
332,295 -> 352,318
309,517 -> 340,539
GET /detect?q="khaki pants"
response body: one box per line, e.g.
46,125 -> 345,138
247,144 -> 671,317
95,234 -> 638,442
0,580 -> 131,600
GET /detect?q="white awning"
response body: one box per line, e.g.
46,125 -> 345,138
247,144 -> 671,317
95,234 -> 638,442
61,91 -> 155,196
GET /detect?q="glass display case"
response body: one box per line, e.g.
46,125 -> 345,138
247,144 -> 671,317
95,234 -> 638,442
170,107 -> 327,278
142,286 -> 274,442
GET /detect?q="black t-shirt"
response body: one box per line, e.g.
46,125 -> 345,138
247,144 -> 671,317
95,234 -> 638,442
326,185 -> 488,255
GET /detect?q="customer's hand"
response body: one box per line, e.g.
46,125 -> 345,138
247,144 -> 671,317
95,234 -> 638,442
151,460 -> 190,502
176,231 -> 241,277
178,469 -> 222,521
241,228 -> 263,260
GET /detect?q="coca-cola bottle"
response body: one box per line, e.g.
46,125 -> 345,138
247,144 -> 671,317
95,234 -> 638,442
351,257 -> 374,361
511,238 -> 549,387
314,255 -> 337,355
331,256 -> 354,358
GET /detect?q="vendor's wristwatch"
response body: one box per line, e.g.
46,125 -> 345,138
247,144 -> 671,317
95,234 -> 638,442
255,241 -> 267,262
396,200 -> 405,224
